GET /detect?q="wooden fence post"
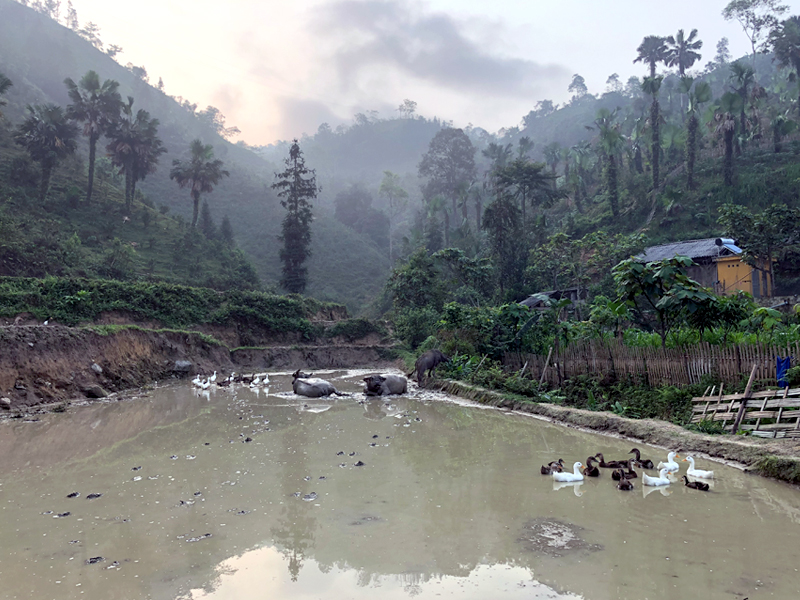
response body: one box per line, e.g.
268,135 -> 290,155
731,364 -> 758,435
539,347 -> 553,388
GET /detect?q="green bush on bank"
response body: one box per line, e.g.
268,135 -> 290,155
0,276 -> 344,335
438,357 -> 701,425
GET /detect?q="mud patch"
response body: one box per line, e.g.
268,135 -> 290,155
518,518 -> 602,557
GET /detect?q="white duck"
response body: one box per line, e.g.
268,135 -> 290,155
552,462 -> 584,483
200,379 -> 211,390
192,375 -> 203,387
208,371 -> 217,384
642,467 -> 672,487
656,451 -> 680,473
683,456 -> 714,479
250,376 -> 261,387
261,373 -> 270,385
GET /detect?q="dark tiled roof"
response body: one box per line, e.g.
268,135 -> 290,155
638,238 -> 741,262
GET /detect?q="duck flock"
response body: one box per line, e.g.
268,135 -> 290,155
542,448 -> 714,491
191,371 -> 270,390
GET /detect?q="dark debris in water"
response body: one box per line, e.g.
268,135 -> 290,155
350,515 -> 382,526
86,556 -> 105,565
66,492 -> 79,498
518,518 -> 603,557
55,512 -> 71,518
354,461 -> 365,467
86,493 -> 102,500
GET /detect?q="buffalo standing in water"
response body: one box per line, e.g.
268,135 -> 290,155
363,374 -> 408,396
408,349 -> 450,385
292,372 -> 346,398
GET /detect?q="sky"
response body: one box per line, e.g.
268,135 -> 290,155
66,0 -> 800,145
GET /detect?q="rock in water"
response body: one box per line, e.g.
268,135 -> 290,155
82,385 -> 108,399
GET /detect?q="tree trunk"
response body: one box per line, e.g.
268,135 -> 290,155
651,97 -> 660,190
191,191 -> 200,228
39,162 -> 53,203
634,147 -> 643,174
86,132 -> 98,203
607,154 -> 619,217
475,199 -> 482,231
687,114 -> 697,189
724,127 -> 734,186
773,125 -> 782,153
443,209 -> 450,247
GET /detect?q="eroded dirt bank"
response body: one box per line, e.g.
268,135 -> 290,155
0,325 -> 397,410
434,379 -> 800,486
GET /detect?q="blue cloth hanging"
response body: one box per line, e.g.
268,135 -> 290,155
776,356 -> 791,388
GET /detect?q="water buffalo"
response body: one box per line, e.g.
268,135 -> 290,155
292,373 -> 346,397
408,349 -> 450,385
364,374 -> 408,396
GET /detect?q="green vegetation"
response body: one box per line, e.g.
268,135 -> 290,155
0,277 -> 342,336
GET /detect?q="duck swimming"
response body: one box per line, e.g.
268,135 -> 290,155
617,474 -> 634,490
683,456 -> 714,479
540,458 -> 565,475
552,462 -> 584,482
611,465 -> 638,480
628,448 -> 654,469
642,467 -> 672,487
656,451 -> 680,473
582,456 -> 600,477
594,453 -> 629,469
682,475 -> 710,491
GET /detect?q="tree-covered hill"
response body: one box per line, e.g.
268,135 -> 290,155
0,0 -> 404,312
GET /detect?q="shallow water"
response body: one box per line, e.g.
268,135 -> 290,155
1,369 -> 799,600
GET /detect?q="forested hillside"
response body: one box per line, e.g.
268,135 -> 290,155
4,0 -> 800,323
0,0 -> 402,311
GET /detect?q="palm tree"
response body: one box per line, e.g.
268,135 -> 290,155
713,92 -> 743,186
170,139 -> 230,228
729,61 -> 756,150
542,141 -> 561,187
634,36 -> 668,78
770,15 -> 800,113
665,29 -> 703,76
680,77 -> 712,188
635,36 -> 668,189
593,108 -> 624,217
641,75 -> 663,189
494,159 -> 558,225
65,71 -> 122,203
0,72 -> 12,118
106,97 -> 166,211
14,103 -> 79,202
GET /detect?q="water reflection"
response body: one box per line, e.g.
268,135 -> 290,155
0,370 -> 799,600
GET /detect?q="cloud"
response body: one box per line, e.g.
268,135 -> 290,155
312,0 -> 568,98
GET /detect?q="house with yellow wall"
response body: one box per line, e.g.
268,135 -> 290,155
638,237 -> 773,298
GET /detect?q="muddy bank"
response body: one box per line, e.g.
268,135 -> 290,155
0,325 -> 398,410
434,379 -> 800,486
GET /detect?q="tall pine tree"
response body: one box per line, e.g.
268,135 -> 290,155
272,140 -> 317,294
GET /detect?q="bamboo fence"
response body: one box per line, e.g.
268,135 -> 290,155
691,383 -> 800,438
504,339 -> 800,389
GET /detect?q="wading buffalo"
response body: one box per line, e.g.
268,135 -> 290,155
408,349 -> 450,385
292,373 -> 346,397
363,374 -> 408,396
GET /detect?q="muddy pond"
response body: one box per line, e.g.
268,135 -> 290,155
1,369 -> 799,600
